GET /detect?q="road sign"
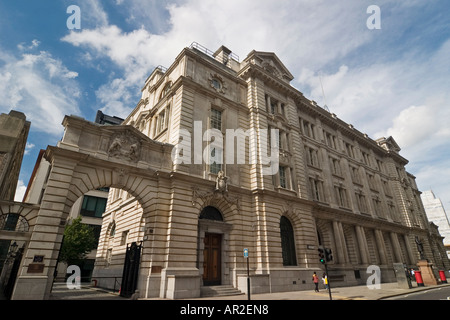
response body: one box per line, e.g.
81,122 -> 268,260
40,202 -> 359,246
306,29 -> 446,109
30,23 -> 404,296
244,248 -> 249,258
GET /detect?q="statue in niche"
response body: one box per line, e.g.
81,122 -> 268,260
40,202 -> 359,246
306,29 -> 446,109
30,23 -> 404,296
215,170 -> 228,193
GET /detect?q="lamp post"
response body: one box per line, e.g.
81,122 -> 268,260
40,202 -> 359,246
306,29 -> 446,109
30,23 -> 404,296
8,242 -> 19,259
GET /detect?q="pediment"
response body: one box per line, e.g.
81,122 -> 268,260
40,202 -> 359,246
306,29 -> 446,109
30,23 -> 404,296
244,50 -> 294,83
376,136 -> 401,153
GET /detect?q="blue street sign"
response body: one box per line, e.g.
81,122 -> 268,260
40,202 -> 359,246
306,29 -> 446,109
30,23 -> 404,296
244,248 -> 249,258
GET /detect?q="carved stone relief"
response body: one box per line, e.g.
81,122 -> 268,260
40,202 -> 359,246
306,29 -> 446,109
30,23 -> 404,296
108,132 -> 141,162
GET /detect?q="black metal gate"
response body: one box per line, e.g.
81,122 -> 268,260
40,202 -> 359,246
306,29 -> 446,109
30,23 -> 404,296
3,247 -> 24,300
120,242 -> 142,298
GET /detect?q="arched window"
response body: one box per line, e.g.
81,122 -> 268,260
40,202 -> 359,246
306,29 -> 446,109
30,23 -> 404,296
0,214 -> 29,232
199,206 -> 223,221
159,82 -> 172,101
280,216 -> 297,266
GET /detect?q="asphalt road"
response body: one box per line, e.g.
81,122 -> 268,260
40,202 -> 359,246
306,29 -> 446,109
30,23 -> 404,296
50,282 -> 126,300
384,285 -> 450,300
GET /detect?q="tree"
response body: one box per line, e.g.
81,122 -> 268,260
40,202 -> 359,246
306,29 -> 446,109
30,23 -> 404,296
59,216 -> 96,265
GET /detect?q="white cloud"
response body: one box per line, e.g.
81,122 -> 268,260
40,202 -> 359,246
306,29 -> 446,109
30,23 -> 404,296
17,39 -> 40,51
0,49 -> 81,136
72,0 -> 109,29
60,0 -> 376,117
24,142 -> 35,155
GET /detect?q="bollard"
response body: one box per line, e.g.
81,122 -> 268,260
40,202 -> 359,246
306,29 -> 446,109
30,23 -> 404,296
415,270 -> 424,287
439,270 -> 447,284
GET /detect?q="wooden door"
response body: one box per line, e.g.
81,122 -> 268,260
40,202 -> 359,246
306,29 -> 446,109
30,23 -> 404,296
203,233 -> 221,285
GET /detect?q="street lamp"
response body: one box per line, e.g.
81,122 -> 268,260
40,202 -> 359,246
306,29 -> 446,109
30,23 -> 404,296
7,241 -> 19,260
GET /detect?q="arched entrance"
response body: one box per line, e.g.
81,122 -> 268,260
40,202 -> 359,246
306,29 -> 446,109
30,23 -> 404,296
10,115 -> 174,300
200,206 -> 223,285
198,206 -> 232,287
0,203 -> 37,299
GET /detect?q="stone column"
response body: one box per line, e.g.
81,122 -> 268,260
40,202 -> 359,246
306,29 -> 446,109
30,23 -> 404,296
332,221 -> 346,264
390,232 -> 403,263
12,156 -> 78,300
403,234 -> 416,265
338,222 -> 350,263
374,230 -> 388,265
355,226 -> 370,264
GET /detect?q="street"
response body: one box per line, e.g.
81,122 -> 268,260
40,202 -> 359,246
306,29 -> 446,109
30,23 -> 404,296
383,285 -> 450,300
49,282 -> 126,300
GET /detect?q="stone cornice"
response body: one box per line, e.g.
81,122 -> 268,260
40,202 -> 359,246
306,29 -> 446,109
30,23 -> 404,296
312,202 -> 416,234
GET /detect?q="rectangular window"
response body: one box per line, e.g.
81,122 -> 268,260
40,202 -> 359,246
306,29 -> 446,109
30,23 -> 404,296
310,178 -> 324,202
362,151 -> 370,166
120,230 -> 129,246
331,158 -> 341,176
305,147 -> 319,168
356,193 -> 368,213
210,109 -> 222,130
376,159 -> 384,173
209,160 -> 222,174
279,166 -> 287,188
270,102 -> 276,114
81,196 -> 107,218
367,173 -> 377,191
209,147 -> 222,174
300,119 -> 316,140
382,180 -> 391,196
154,105 -> 170,137
345,143 -> 355,158
324,131 -> 337,149
372,198 -> 383,218
350,166 -> 362,184
335,186 -> 348,208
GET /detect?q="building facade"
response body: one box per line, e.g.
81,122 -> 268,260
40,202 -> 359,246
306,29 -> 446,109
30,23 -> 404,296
7,44 -> 450,300
86,43 -> 450,298
0,110 -> 30,201
0,110 -> 33,299
421,190 -> 450,258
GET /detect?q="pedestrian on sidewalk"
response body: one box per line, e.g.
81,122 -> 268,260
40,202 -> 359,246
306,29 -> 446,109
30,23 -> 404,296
312,272 -> 319,292
322,273 -> 328,290
410,269 -> 416,282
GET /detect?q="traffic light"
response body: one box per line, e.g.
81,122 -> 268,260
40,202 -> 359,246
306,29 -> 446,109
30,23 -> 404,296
318,248 -> 325,264
325,248 -> 333,262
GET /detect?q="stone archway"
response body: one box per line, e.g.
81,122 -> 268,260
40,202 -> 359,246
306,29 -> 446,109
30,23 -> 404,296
11,115 -> 174,300
193,191 -> 237,290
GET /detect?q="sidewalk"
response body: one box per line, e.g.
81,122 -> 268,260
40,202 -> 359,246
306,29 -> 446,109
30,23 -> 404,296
188,282 -> 450,301
48,281 -> 450,300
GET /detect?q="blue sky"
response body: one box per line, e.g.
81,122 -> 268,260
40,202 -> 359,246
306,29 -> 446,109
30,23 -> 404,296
1,1 -> 449,209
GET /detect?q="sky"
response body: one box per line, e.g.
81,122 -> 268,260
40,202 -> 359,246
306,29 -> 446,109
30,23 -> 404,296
1,0 -> 449,209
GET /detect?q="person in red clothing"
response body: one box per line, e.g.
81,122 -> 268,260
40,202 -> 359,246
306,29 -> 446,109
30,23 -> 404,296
312,272 -> 319,292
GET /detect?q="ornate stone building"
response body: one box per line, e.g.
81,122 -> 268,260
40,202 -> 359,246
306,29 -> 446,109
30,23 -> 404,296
88,43 -> 449,298
8,43 -> 450,300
